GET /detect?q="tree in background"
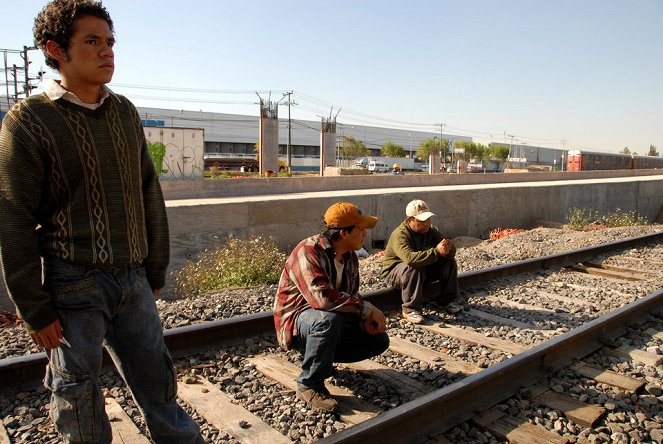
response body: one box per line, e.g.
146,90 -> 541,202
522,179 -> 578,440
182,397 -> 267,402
489,144 -> 510,162
622,147 -> 630,154
647,144 -> 659,156
416,138 -> 444,161
339,135 -> 370,157
453,141 -> 490,162
147,141 -> 167,174
381,140 -> 405,157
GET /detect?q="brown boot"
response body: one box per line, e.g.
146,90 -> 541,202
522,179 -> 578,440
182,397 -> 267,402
296,386 -> 338,412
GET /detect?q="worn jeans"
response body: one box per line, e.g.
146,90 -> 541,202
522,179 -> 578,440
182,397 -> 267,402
385,258 -> 459,310
42,257 -> 203,444
294,308 -> 390,390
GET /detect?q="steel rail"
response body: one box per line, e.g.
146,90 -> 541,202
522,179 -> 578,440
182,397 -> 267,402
1,231 -> 661,392
317,287 -> 663,444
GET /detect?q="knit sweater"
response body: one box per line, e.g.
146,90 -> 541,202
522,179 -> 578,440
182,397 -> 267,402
0,92 -> 169,332
381,221 -> 455,277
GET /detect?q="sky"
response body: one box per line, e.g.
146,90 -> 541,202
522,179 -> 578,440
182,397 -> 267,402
2,0 -> 662,154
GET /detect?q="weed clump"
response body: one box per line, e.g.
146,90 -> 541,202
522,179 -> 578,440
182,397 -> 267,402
601,208 -> 648,227
566,207 -> 648,231
172,236 -> 286,298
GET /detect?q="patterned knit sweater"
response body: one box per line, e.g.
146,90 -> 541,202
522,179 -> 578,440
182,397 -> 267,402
0,92 -> 170,332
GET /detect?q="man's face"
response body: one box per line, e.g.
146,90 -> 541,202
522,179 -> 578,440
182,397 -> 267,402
55,15 -> 115,89
408,217 -> 431,234
344,226 -> 367,251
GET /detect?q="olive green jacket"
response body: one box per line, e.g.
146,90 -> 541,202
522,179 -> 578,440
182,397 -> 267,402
382,221 -> 456,277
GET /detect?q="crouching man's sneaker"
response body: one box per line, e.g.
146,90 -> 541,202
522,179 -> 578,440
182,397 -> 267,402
402,307 -> 424,324
296,386 -> 338,412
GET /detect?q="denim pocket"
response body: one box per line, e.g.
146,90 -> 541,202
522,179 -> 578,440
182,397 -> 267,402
44,261 -> 96,306
44,363 -> 102,442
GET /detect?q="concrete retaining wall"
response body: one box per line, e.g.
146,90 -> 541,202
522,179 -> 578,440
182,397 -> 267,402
166,175 -> 663,255
161,170 -> 663,200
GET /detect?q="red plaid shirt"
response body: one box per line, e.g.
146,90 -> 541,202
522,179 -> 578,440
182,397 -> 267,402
273,234 -> 364,349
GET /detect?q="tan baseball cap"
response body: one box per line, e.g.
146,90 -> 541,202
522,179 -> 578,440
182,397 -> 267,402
406,199 -> 436,221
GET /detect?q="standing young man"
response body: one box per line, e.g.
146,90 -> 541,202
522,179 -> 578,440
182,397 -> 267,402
0,1 -> 203,442
382,199 -> 460,324
274,202 -> 389,412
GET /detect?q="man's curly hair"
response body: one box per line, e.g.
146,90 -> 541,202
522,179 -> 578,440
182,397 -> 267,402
33,0 -> 114,70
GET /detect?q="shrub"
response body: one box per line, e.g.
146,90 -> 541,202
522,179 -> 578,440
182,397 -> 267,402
172,236 -> 286,298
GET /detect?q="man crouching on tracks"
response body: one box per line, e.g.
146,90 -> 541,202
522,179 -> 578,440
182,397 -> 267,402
382,199 -> 460,324
0,1 -> 203,442
273,202 -> 389,412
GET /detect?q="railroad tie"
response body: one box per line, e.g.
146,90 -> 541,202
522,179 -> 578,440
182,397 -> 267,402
420,321 -> 529,356
465,306 -> 550,331
472,406 -> 569,444
568,361 -> 645,393
607,344 -> 663,367
104,395 -> 151,443
177,377 -> 290,444
567,263 -> 647,282
527,383 -> 606,429
339,359 -> 434,401
387,336 -> 481,376
247,354 -> 381,425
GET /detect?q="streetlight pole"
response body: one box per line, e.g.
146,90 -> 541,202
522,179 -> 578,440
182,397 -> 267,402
435,123 -> 446,167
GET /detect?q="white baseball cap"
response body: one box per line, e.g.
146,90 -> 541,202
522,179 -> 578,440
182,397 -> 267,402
406,199 -> 436,221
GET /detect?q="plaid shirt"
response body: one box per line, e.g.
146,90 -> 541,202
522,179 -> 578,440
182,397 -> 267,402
273,234 -> 365,349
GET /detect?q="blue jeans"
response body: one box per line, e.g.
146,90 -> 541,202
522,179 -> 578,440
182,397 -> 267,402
294,308 -> 389,390
42,257 -> 203,444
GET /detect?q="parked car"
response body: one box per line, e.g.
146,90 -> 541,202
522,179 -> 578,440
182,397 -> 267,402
368,160 -> 389,173
420,163 -> 430,172
354,157 -> 369,168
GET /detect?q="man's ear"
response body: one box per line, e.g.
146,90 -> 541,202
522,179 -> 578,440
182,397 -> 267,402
45,40 -> 65,61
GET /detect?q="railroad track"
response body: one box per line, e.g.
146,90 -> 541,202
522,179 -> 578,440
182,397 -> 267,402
1,232 -> 662,443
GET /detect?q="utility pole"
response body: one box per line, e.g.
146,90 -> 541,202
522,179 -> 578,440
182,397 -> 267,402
1,47 -> 39,109
21,46 -> 38,98
435,123 -> 446,166
281,90 -> 294,173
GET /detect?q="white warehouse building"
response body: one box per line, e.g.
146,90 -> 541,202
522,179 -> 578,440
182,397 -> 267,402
135,106 -> 472,172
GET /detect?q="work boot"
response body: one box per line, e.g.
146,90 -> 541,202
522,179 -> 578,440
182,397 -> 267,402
296,386 -> 338,412
402,307 -> 424,324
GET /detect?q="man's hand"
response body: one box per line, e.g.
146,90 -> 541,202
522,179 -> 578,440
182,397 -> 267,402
363,305 -> 387,335
30,318 -> 64,350
436,238 -> 453,256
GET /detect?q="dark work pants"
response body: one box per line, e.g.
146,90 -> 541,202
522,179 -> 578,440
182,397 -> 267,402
385,258 -> 459,310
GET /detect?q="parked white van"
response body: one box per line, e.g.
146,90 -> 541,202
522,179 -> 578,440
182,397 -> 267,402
368,161 -> 389,173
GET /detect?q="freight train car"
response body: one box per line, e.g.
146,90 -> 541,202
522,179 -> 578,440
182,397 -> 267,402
566,150 -> 632,171
632,155 -> 663,169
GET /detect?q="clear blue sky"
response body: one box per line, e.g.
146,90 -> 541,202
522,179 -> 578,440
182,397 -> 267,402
3,0 -> 662,154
